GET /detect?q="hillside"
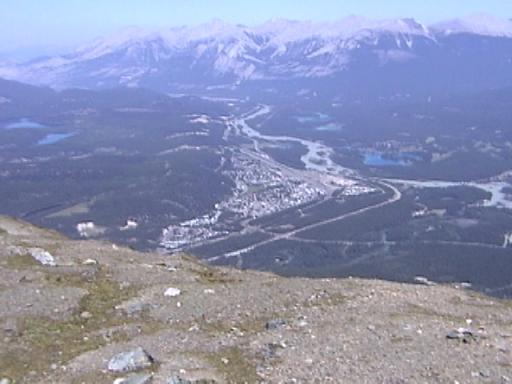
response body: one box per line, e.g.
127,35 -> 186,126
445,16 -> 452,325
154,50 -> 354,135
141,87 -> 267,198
1,216 -> 511,383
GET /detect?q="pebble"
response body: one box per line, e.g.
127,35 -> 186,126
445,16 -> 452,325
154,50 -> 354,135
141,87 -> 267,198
167,377 -> 217,384
0,378 -> 12,384
167,377 -> 192,384
116,301 -> 156,317
262,342 -> 285,360
114,373 -> 153,384
265,319 -> 287,330
446,328 -> 476,343
80,311 -> 93,319
414,276 -> 437,286
2,319 -> 19,337
164,287 -> 181,297
107,347 -> 154,372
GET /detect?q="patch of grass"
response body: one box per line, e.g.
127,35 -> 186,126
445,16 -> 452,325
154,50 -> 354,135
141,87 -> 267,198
193,267 -> 243,285
195,312 -> 287,337
5,253 -> 40,268
69,372 -> 116,384
392,303 -> 464,323
302,291 -> 347,309
390,335 -> 414,344
205,347 -> 260,384
4,242 -> 62,270
0,267 -> 164,382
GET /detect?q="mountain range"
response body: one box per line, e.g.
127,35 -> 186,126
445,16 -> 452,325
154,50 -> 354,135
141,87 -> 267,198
1,14 -> 512,97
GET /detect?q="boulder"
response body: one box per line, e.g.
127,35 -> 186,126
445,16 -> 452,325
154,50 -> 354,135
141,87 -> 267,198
108,347 -> 154,373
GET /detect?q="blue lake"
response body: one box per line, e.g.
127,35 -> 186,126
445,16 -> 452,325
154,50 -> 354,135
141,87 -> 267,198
296,113 -> 331,124
315,123 -> 343,132
363,152 -> 419,167
5,118 -> 46,130
37,132 -> 76,145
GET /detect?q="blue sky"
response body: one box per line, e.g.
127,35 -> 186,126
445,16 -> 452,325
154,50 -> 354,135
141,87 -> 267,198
1,0 -> 512,59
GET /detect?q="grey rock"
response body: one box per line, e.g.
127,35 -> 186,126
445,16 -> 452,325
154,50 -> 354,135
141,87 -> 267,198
28,247 -> 56,266
115,373 -> 153,384
116,301 -> 156,317
446,328 -> 476,343
2,318 -> 19,337
265,319 -> 287,330
80,311 -> 93,319
108,347 -> 154,373
414,276 -> 436,286
167,377 -> 217,384
167,377 -> 192,384
262,342 -> 283,360
446,330 -> 461,339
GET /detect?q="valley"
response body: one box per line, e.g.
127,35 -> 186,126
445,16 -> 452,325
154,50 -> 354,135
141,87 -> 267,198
2,15 -> 512,298
2,81 -> 512,297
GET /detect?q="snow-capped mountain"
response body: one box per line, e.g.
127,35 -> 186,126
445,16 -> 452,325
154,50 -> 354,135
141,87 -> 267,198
431,13 -> 512,37
2,15 -> 512,95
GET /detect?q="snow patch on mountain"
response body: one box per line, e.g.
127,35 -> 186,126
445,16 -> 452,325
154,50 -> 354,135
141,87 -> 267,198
432,13 -> 512,37
1,15 -> 512,88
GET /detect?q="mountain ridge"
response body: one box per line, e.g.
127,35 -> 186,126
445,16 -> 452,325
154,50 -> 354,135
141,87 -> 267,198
0,15 -> 512,98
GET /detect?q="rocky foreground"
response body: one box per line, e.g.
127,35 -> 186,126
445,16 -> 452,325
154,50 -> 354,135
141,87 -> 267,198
0,216 -> 511,383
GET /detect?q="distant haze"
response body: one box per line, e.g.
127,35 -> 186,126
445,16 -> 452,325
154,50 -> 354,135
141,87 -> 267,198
1,0 -> 512,60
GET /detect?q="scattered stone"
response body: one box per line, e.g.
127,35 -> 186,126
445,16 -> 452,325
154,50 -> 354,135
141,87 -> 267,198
414,276 -> 436,286
76,221 -> 106,238
453,282 -> 473,289
120,219 -> 139,231
446,328 -> 476,343
82,258 -> 98,265
0,378 -> 12,384
114,373 -> 153,384
2,318 -> 19,337
266,319 -> 287,330
101,324 -> 142,341
295,316 -> 308,327
80,311 -> 93,319
28,248 -> 56,266
116,301 -> 156,317
167,377 -> 217,384
262,342 -> 285,360
167,377 -> 192,384
107,347 -> 154,373
164,287 -> 181,297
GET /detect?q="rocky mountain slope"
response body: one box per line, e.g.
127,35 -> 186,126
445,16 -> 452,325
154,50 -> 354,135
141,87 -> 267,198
1,215 -> 512,383
2,15 -> 512,97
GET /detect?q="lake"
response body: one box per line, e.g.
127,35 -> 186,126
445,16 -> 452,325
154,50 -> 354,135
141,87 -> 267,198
4,118 -> 46,130
295,113 -> 331,124
315,123 -> 343,132
37,132 -> 76,145
363,152 -> 418,167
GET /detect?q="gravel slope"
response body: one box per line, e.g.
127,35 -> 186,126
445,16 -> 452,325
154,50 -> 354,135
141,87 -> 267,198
1,216 -> 511,383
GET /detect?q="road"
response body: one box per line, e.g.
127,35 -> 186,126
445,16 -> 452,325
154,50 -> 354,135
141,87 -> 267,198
206,179 -> 402,263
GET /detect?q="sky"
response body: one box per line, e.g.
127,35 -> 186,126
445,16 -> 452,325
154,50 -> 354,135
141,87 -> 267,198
1,0 -> 512,59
